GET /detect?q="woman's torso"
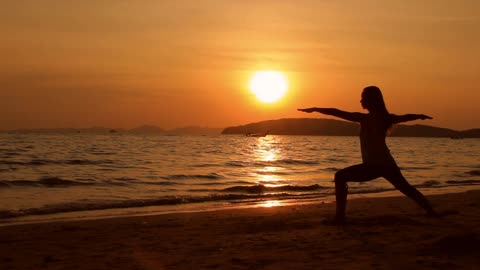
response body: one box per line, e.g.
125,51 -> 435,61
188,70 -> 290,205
359,113 -> 396,165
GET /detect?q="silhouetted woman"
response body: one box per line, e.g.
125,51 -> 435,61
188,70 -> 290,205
298,86 -> 437,223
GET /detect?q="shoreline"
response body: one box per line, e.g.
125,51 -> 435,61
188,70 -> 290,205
1,189 -> 479,269
1,185 -> 479,227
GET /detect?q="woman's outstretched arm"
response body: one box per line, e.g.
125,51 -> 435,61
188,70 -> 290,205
297,107 -> 363,123
391,114 -> 432,124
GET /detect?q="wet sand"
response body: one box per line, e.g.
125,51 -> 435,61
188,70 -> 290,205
1,189 -> 479,269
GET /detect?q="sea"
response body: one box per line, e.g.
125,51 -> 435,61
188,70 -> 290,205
1,133 -> 479,225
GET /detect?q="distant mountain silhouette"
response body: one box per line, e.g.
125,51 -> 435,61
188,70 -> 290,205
222,118 -> 480,138
5,127 -> 119,134
3,121 -> 478,137
223,118 -> 359,136
389,124 -> 455,137
4,125 -> 222,135
461,129 -> 480,138
169,126 -> 222,135
128,125 -> 165,134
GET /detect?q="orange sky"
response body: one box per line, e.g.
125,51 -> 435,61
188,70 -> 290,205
1,0 -> 479,130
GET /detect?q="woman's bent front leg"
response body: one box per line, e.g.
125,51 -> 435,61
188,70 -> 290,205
334,173 -> 348,222
334,164 -> 381,222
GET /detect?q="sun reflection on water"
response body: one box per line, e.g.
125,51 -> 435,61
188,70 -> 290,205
262,152 -> 276,162
253,136 -> 286,185
259,200 -> 283,208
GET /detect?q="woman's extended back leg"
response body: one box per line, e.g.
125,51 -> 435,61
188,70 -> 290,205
384,169 -> 436,215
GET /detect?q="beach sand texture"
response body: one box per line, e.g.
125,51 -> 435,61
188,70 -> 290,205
1,190 -> 479,270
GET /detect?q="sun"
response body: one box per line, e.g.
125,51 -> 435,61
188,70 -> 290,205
249,70 -> 288,103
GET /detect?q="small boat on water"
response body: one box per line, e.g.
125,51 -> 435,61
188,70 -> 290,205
246,130 -> 269,137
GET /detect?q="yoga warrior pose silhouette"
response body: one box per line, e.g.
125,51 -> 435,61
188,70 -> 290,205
298,86 -> 437,223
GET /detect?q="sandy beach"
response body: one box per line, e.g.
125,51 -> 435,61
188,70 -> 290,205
1,189 -> 479,270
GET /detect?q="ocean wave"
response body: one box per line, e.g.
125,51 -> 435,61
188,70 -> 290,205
39,177 -> 95,187
415,180 -> 441,188
0,159 -> 114,166
195,182 -> 226,186
137,181 -> 183,186
446,180 -> 480,185
322,167 -> 341,172
66,159 -> 115,165
0,167 -> 17,172
225,161 -> 248,167
466,170 -> 480,176
255,171 -> 292,176
113,177 -> 137,181
226,180 -> 254,185
400,166 -> 434,171
109,177 -> 184,186
267,159 -> 319,165
225,159 -> 319,168
0,176 -> 195,188
162,173 -> 224,180
0,149 -> 29,154
0,160 -> 47,166
3,152 -> 21,157
0,177 -> 94,188
220,184 -> 325,194
1,181 -> 479,219
348,187 -> 396,195
90,152 -> 118,156
0,193 -> 309,219
187,188 -> 217,192
191,163 -> 219,168
325,158 -> 346,163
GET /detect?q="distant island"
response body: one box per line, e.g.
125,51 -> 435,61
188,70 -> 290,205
3,125 -> 223,136
3,119 -> 479,138
222,118 -> 480,138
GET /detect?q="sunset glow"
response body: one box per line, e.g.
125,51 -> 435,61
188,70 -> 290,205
249,71 -> 288,103
1,1 -> 479,130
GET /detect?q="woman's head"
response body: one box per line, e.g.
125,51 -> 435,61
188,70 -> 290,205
361,86 -> 393,131
361,86 -> 388,114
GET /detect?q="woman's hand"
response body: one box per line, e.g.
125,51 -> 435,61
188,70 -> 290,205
419,114 -> 433,120
297,108 -> 316,113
